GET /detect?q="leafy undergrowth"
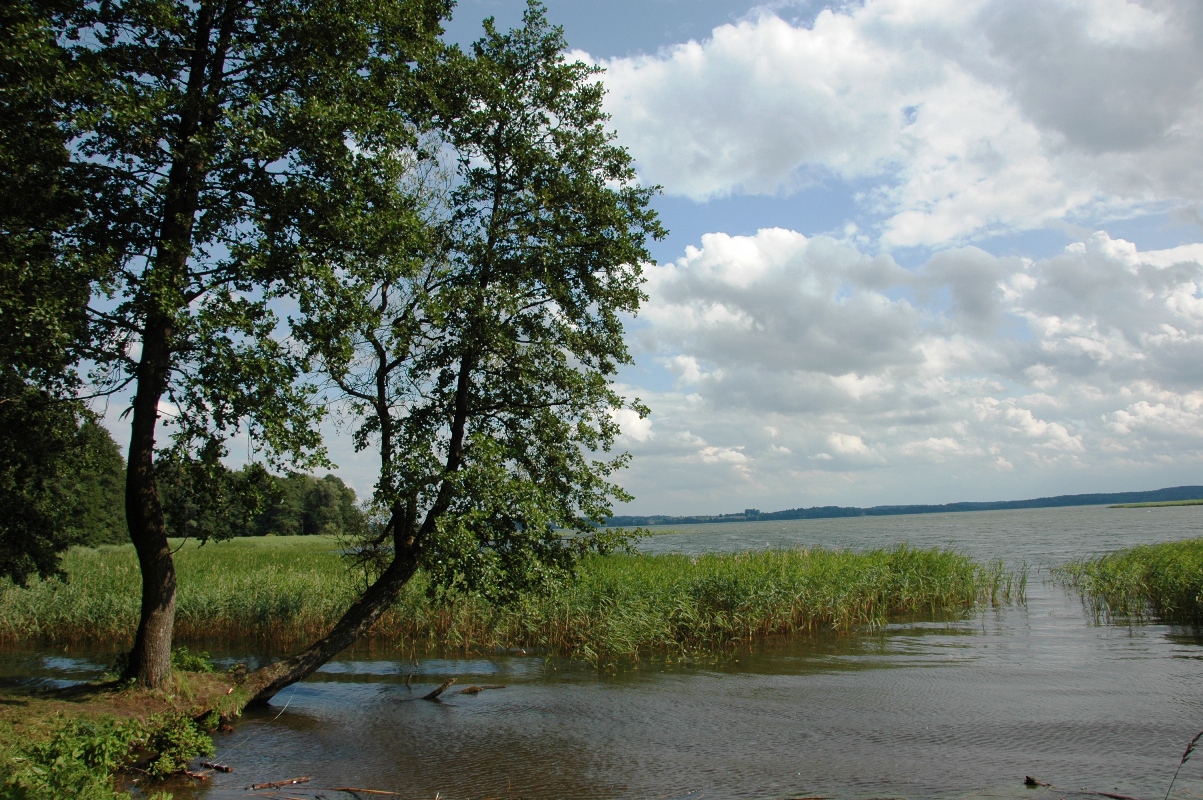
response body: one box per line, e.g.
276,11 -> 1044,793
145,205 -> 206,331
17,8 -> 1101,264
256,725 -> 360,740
1054,537 -> 1203,623
0,663 -> 238,800
1,538 -> 1024,665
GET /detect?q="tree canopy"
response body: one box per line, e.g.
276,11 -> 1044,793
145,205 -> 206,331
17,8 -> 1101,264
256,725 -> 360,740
0,0 -> 108,581
41,0 -> 453,688
242,2 -> 662,703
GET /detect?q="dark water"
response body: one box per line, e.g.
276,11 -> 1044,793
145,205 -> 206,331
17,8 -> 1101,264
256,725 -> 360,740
6,505 -> 1203,800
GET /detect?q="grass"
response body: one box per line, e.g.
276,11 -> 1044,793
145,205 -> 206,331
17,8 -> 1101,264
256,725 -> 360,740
0,537 -> 355,651
1109,499 -> 1203,508
1054,537 -> 1203,623
0,538 -> 1024,664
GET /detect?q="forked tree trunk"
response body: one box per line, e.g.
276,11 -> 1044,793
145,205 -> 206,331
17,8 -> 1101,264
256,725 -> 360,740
240,546 -> 422,705
238,332 -> 476,706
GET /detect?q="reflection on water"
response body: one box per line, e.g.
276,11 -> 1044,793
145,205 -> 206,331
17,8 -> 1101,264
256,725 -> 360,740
5,505 -> 1203,799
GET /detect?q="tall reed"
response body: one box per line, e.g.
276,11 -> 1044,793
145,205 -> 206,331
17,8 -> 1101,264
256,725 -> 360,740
1054,537 -> 1203,623
0,538 -> 1022,663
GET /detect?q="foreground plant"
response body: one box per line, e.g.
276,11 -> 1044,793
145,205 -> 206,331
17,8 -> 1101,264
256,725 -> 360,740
0,711 -> 213,799
1164,730 -> 1202,800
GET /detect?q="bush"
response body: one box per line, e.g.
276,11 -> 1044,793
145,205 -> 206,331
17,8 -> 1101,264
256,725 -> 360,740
169,647 -> 214,674
0,712 -> 213,799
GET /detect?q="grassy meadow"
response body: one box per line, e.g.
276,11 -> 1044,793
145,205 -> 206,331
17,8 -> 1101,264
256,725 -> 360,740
1054,537 -> 1203,623
0,537 -> 1024,663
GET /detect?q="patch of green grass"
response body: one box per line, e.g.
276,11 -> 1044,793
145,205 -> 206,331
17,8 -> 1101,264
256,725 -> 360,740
0,538 -> 357,650
1054,537 -> 1203,623
394,547 -> 1025,664
1108,499 -> 1203,508
0,538 -> 1023,663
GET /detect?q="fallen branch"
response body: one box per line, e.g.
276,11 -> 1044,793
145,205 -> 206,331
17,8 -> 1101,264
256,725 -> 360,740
202,761 -> 234,773
1024,777 -> 1140,800
456,684 -> 507,695
250,777 -> 311,790
422,678 -> 456,700
329,788 -> 402,796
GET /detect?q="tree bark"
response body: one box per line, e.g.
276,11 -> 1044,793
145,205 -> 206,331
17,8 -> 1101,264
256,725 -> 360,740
122,316 -> 176,688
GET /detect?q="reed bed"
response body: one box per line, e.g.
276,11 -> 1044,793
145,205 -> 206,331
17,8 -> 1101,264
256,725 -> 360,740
1054,537 -> 1203,623
0,538 -> 1023,662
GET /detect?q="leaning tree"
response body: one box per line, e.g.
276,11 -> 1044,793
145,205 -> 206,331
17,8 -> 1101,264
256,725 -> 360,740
239,3 -> 664,704
54,0 -> 451,689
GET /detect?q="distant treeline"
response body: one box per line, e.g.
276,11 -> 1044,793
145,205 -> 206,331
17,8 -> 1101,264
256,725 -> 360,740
607,486 -> 1203,528
64,425 -> 366,546
156,462 -> 367,542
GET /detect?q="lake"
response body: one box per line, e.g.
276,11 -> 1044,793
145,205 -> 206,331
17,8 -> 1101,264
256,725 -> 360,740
6,504 -> 1203,799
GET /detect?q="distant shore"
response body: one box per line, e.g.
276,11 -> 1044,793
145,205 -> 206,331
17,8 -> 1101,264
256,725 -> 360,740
608,485 -> 1203,528
1109,499 -> 1203,508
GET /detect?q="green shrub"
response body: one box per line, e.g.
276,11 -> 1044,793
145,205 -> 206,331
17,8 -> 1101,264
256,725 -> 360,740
1,717 -> 138,800
169,647 -> 214,674
141,713 -> 214,778
0,712 -> 212,799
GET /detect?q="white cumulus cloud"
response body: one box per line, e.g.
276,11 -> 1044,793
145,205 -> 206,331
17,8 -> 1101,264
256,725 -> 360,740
614,227 -> 1203,512
595,0 -> 1203,245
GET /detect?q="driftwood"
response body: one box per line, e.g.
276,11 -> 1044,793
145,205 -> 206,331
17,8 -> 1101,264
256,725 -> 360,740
1024,776 -> 1140,800
250,776 -> 311,790
201,761 -> 233,773
421,678 -> 456,700
329,788 -> 402,796
456,684 -> 507,695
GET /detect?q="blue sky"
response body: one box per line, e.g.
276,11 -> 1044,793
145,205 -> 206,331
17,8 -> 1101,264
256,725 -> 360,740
126,0 -> 1203,516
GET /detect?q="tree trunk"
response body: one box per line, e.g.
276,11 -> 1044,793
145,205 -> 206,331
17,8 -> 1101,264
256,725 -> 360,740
241,546 -> 422,705
122,317 -> 176,689
121,3 -> 225,689
240,328 -> 477,706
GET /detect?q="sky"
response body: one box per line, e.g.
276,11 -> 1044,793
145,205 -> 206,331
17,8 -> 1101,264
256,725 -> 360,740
113,0 -> 1203,516
517,0 -> 1203,515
